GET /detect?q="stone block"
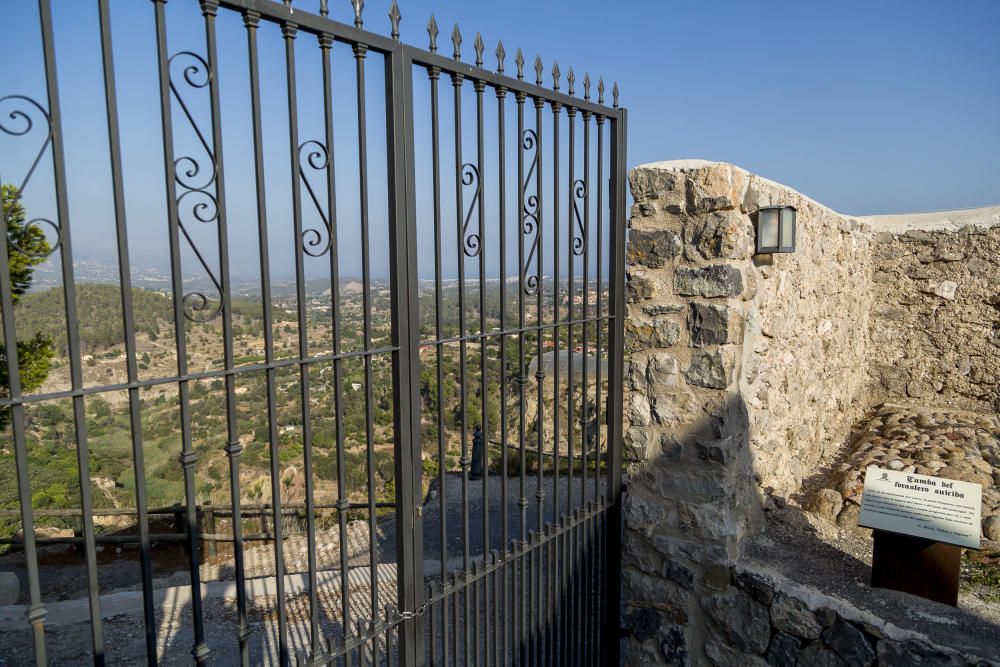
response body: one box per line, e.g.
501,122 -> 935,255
705,640 -> 769,667
685,348 -> 736,389
876,640 -> 966,666
771,593 -> 823,640
625,316 -> 681,350
689,303 -> 743,346
683,210 -> 750,261
628,228 -> 682,268
626,271 -> 656,303
821,620 -> 876,667
735,569 -> 775,604
703,588 -> 770,654
799,640 -> 848,666
765,632 -> 802,667
674,264 -> 744,298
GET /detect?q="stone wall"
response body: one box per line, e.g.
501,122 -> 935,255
620,160 -> 999,665
624,562 -> 995,666
866,222 -> 1000,413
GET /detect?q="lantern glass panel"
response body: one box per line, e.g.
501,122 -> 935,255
780,207 -> 795,249
759,208 -> 779,249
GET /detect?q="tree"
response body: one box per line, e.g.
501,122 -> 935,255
0,184 -> 54,429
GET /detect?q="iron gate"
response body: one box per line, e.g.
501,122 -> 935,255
0,0 -> 626,664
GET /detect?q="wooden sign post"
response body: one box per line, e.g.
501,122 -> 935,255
858,466 -> 982,607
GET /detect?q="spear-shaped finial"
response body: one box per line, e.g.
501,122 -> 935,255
451,24 -> 462,60
534,55 -> 543,86
496,41 -> 506,74
552,61 -> 560,91
388,0 -> 401,40
319,0 -> 328,17
613,81 -> 619,108
583,73 -> 591,100
350,0 -> 364,28
473,32 -> 484,67
598,77 -> 605,105
515,48 -> 524,80
567,67 -> 575,96
427,15 -> 438,52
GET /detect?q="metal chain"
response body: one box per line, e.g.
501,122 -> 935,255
387,599 -> 430,621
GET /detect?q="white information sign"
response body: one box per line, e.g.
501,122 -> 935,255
858,466 -> 982,549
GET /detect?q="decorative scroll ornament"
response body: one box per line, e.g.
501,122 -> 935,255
168,50 -> 223,322
297,139 -> 333,257
461,163 -> 481,257
571,179 -> 587,255
521,128 -> 540,295
0,94 -> 62,258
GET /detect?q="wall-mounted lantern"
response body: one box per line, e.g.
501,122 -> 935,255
755,206 -> 796,254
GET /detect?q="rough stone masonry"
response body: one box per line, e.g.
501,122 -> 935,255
620,160 -> 999,666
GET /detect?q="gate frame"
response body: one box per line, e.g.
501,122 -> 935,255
1,1 -> 626,663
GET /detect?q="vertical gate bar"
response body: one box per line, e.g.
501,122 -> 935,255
531,90 -> 544,588
243,10 -> 287,662
96,1 -> 156,662
351,39 -> 382,666
566,104 -> 575,522
580,111 -> 590,509
286,15 -> 322,659
550,98 -> 560,525
428,593 -> 436,665
514,91 -> 528,547
425,61 -> 450,667
495,80 -> 509,667
0,165 -> 47,667
603,108 -> 627,667
473,71 -> 490,667
514,89 -> 529,667
565,105 -> 577,667
152,2 -> 209,662
386,43 -> 423,666
586,503 -> 600,665
549,97 -> 561,666
197,4 -> 251,663
532,92 -> 545,667
448,67 -> 473,667
594,114 -> 605,506
37,0 -> 106,661
317,25 -> 348,659
278,17 -> 305,666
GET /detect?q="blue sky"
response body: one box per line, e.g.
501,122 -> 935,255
2,0 -> 998,282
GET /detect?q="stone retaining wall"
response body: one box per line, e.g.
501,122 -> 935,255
626,562 -> 996,666
867,224 -> 1000,412
620,160 -> 999,665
